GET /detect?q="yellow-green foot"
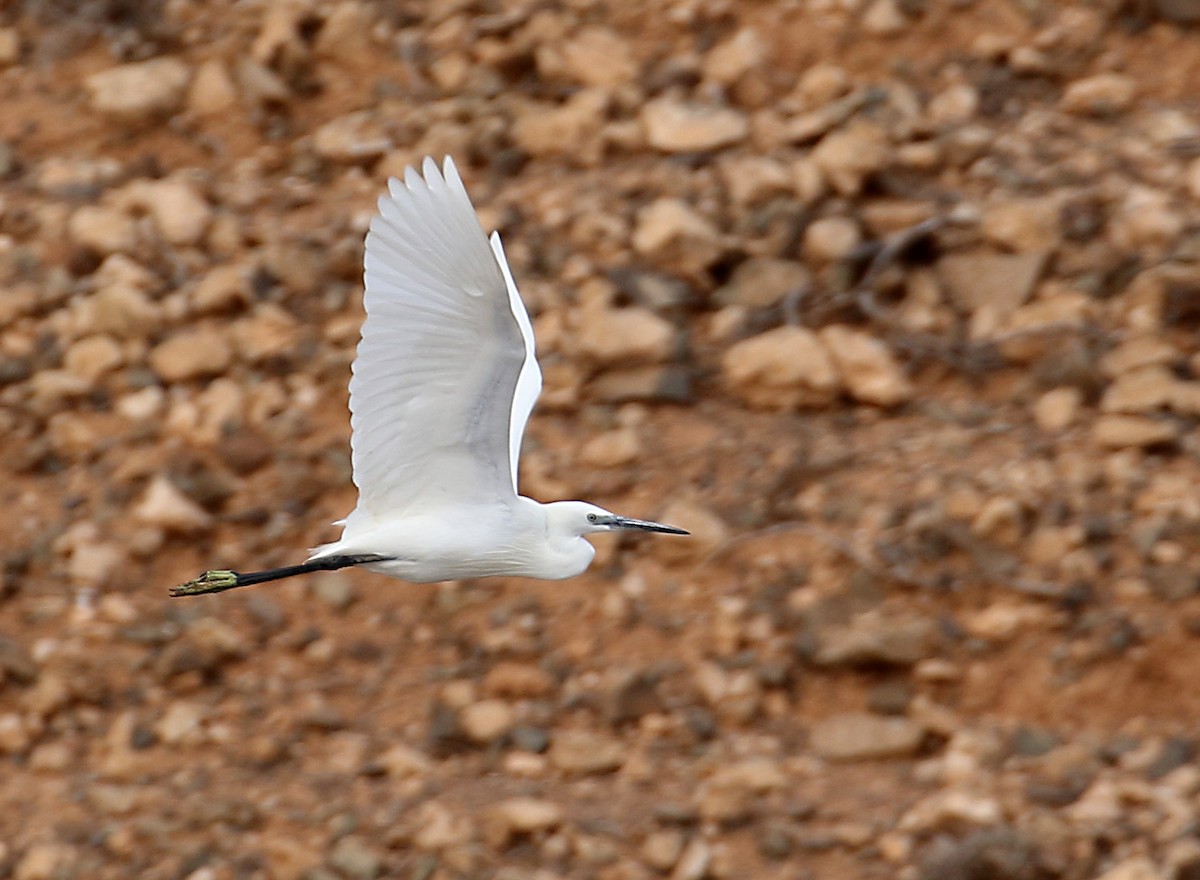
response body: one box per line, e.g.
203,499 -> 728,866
169,570 -> 239,597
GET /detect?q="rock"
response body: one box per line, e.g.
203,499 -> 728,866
63,335 -> 123,384
1093,415 -> 1177,449
1094,857 -> 1160,880
312,573 -> 357,610
313,111 -> 392,163
536,26 -> 638,88
579,428 -> 640,468
927,83 -> 980,126
697,758 -> 787,824
810,122 -> 889,196
329,836 -> 382,880
718,156 -> 794,206
588,366 -> 693,404
0,637 -> 38,685
1100,365 -> 1176,414
1061,73 -> 1136,116
314,2 -> 374,63
803,216 -> 862,263
812,615 -> 938,666
981,198 -> 1061,253
137,178 -> 212,246
641,97 -> 748,153
231,304 -> 300,363
704,27 -> 767,85
1101,337 -> 1180,378
549,730 -> 625,775
862,0 -> 908,35
482,662 -> 555,699
134,475 -> 213,533
86,283 -> 161,338
642,829 -> 685,872
458,699 -> 515,744
1033,387 -> 1082,431
376,743 -> 432,777
68,205 -> 137,255
651,499 -> 727,563
411,802 -> 474,852
576,306 -> 676,366
512,90 -> 608,161
0,28 -> 19,65
14,844 -> 72,880
672,839 -> 711,880
483,798 -> 563,849
632,198 -> 723,276
155,701 -> 205,745
722,326 -> 842,409
1110,185 -> 1184,252
187,59 -> 239,116
917,828 -> 1046,880
148,328 -> 233,382
715,257 -> 810,309
937,251 -> 1045,315
192,264 -> 252,313
810,713 -> 924,761
819,325 -> 913,406
85,57 -> 191,121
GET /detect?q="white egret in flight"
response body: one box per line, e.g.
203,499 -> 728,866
171,157 -> 686,598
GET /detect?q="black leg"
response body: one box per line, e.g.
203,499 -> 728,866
169,555 -> 389,597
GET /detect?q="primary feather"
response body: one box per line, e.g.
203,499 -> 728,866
344,156 -> 537,534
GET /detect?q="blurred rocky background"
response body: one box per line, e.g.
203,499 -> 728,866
2,0 -> 1200,878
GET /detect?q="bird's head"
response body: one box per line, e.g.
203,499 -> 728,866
548,501 -> 689,539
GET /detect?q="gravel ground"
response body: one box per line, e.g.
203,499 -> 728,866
4,1 -> 1200,878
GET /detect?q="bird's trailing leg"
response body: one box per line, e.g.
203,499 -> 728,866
169,554 -> 390,598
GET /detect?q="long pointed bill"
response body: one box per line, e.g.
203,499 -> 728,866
604,515 -> 689,535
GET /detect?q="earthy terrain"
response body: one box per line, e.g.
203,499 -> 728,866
3,0 -> 1200,878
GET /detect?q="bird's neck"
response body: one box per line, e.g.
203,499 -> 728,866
520,498 -> 596,580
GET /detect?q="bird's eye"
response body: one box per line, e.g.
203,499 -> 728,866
587,513 -> 598,523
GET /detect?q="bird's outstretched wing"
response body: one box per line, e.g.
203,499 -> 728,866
345,157 -> 539,530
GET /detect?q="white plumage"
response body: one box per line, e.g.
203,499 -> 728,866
171,156 -> 685,599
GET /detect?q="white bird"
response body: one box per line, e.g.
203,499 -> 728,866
171,157 -> 686,598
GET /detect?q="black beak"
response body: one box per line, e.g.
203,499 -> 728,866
603,515 -> 689,535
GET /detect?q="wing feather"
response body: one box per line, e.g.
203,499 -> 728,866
343,157 -> 537,534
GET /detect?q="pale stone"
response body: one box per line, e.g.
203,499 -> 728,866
803,216 -> 862,263
632,198 -> 722,276
458,699 -> 515,744
862,0 -> 908,35
981,198 -> 1061,253
64,335 -> 123,384
810,713 -> 924,761
148,328 -> 233,382
704,27 -> 767,85
537,26 -> 638,88
376,743 -> 432,777
819,325 -> 913,406
138,178 -> 212,246
937,251 -> 1045,315
313,111 -> 391,162
69,205 -> 137,255
1061,73 -> 1136,116
134,476 -> 213,533
484,798 -> 563,849
1033,387 -> 1082,431
0,28 -> 19,65
579,428 -> 640,468
192,264 -> 252,313
187,59 -> 238,116
1093,415 -> 1178,449
85,283 -> 160,339
722,326 -> 842,409
714,257 -> 810,308
576,306 -> 676,366
512,90 -> 608,161
1100,365 -> 1176,414
641,97 -> 748,152
810,122 -> 889,195
85,57 -> 190,120
231,304 -> 300,363
549,730 -> 625,774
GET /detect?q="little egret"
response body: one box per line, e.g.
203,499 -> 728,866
171,157 -> 686,598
